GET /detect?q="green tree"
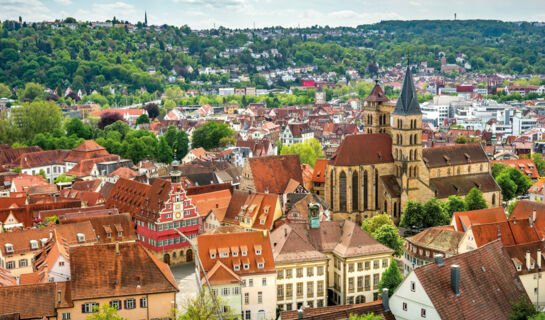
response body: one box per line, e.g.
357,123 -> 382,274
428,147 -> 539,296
164,99 -> 176,110
400,201 -> 425,228
362,213 -> 396,234
280,138 -> 324,167
507,167 -> 533,195
497,173 -> 517,201
372,224 -> 404,256
532,154 -> 545,177
507,200 -> 519,216
454,135 -> 468,144
378,260 -> 403,296
136,114 -> 150,125
444,195 -> 467,217
530,313 -> 545,320
53,174 -> 74,184
65,117 -> 91,139
86,303 -> 127,320
13,167 -> 22,173
465,187 -> 488,210
19,82 -> 44,101
422,198 -> 450,228
177,292 -> 237,320
156,136 -> 174,163
348,314 -> 382,320
174,130 -> 189,160
191,121 -> 234,150
0,83 -> 11,98
9,101 -> 63,142
509,296 -> 538,320
492,163 -> 507,178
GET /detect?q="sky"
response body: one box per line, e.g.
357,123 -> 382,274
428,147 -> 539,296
1,0 -> 545,29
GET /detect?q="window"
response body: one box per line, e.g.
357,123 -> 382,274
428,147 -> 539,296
242,280 -> 246,287
110,300 -> 121,310
296,282 -> 303,297
62,312 -> 71,319
249,279 -> 253,287
357,262 -> 363,271
365,261 -> 370,270
77,233 -> 85,243
403,302 -> 407,311
296,268 -> 303,278
6,261 -> 15,269
277,285 -> 284,299
258,291 -> 263,304
373,260 -> 379,269
243,263 -> 249,270
124,299 -> 136,310
277,270 -> 283,279
307,282 -> 313,296
257,262 -> 264,269
30,240 -> 38,250
140,298 -> 147,308
373,274 -> 379,289
5,243 -> 13,253
59,261 -> 64,267
383,259 -> 388,268
317,299 -> 323,307
317,266 -> 324,275
421,308 -> 426,318
234,264 -> 240,271
410,281 -> 416,292
286,284 -> 293,298
244,293 -> 249,305
357,276 -> 363,290
349,278 -> 354,291
19,259 -> 28,268
233,287 -> 240,295
262,278 -> 267,286
244,310 -> 251,319
349,263 -> 354,272
317,281 -> 324,295
307,267 -> 314,277
82,303 -> 98,313
223,288 -> 230,296
286,269 -> 292,279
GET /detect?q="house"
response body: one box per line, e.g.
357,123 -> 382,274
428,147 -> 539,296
90,108 -> 147,125
450,207 -> 507,232
182,147 -> 209,164
491,159 -> 539,180
105,162 -> 200,265
279,299 -> 394,320
56,242 -> 178,320
273,205 -> 394,308
197,231 -> 277,320
310,159 -> 328,197
0,282 -> 67,319
390,240 -> 528,320
0,222 -> 96,277
223,190 -> 282,234
504,240 -> 545,306
281,123 -> 314,146
190,188 -> 232,233
402,226 -> 464,275
240,154 -> 303,195
60,212 -> 137,244
529,179 -> 545,202
107,166 -> 138,183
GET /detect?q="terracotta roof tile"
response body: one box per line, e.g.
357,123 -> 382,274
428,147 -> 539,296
330,134 -> 393,166
429,173 -> 500,199
491,159 -> 540,179
248,154 -> 303,194
0,283 -> 59,318
61,213 -> 136,243
311,159 -> 329,183
413,240 -> 527,320
451,207 -> 507,232
69,242 -> 178,300
406,226 -> 464,255
422,143 -> 489,168
281,300 -> 394,320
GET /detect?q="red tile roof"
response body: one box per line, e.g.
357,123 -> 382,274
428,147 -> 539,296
281,300 -> 394,320
190,189 -> 232,219
108,166 -> 138,179
69,242 -> 178,300
422,143 -> 489,168
64,140 -> 110,163
311,159 -> 328,183
61,213 -> 136,243
491,159 -> 539,179
451,207 -> 507,232
363,83 -> 390,103
248,154 -> 303,194
9,149 -> 68,169
0,283 -> 61,318
330,133 -> 393,166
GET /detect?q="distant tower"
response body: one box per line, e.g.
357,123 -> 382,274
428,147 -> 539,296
315,86 -> 326,105
362,79 -> 392,134
144,11 -> 148,26
171,154 -> 181,184
454,13 -> 457,20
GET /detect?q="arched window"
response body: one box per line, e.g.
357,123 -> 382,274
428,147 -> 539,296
410,135 -> 413,145
394,202 -> 397,218
492,193 -> 496,205
330,170 -> 334,211
352,171 -> 359,212
339,171 -> 347,212
414,166 -> 418,177
363,171 -> 368,210
374,170 -> 379,210
400,135 -> 403,145
384,200 -> 388,213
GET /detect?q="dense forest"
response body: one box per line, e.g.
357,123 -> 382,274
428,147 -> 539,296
0,19 -> 544,96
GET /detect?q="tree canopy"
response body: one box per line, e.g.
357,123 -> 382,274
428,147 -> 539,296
465,187 -> 488,211
191,121 -> 234,150
378,260 -> 403,297
280,138 -> 324,167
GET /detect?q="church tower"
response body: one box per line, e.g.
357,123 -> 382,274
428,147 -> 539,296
391,66 -> 423,201
363,80 -> 393,134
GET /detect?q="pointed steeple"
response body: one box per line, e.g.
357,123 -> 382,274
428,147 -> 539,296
393,66 -> 421,115
144,11 -> 148,26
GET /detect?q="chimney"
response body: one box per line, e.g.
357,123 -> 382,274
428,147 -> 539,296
434,254 -> 444,267
382,288 -> 390,312
527,250 -> 532,270
538,249 -> 542,269
533,209 -> 537,223
450,264 -> 460,296
115,242 -> 120,256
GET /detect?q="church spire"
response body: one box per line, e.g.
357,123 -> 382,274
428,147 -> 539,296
144,11 -> 148,26
393,65 -> 421,115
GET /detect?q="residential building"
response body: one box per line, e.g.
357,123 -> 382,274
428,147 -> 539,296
279,299 -> 394,320
310,159 -> 328,197
491,159 -> 539,180
505,241 -> 545,306
281,123 -> 313,146
390,240 -> 528,320
105,161 -> 200,265
223,190 -> 283,234
198,231 -> 277,320
402,226 -> 464,275
240,154 -> 303,195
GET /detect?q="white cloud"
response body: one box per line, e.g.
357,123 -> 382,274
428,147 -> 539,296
0,0 -> 51,21
53,0 -> 72,5
409,1 -> 422,6
172,0 -> 247,8
73,2 -> 139,22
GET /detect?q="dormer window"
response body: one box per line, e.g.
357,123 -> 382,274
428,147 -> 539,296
209,249 -> 217,259
241,245 -> 248,256
234,264 -> 240,271
257,263 -> 264,269
5,243 -> 13,253
254,245 -> 262,255
256,256 -> 265,269
40,238 -> 48,247
30,240 -> 38,250
260,219 -> 265,225
107,233 -> 112,239
243,263 -> 250,270
77,233 -> 85,243
219,248 -> 229,258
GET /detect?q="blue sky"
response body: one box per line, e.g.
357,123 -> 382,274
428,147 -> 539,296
1,0 -> 545,29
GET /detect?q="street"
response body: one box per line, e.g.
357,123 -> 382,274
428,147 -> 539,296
171,262 -> 199,313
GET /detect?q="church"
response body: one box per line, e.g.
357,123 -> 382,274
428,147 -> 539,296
324,66 -> 501,224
